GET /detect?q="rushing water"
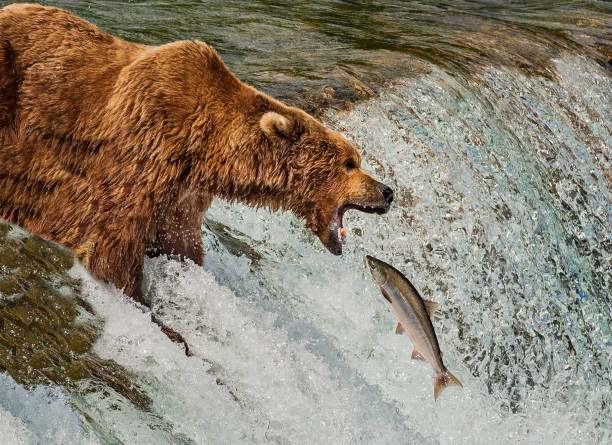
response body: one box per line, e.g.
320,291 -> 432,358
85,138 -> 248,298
0,1 -> 611,444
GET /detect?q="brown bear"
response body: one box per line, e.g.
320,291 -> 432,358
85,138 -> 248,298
0,3 -> 393,302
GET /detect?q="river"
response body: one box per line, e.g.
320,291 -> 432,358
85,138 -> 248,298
0,1 -> 610,444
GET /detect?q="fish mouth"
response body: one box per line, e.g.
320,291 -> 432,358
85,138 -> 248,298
325,200 -> 390,255
364,254 -> 376,271
364,254 -> 388,287
364,255 -> 377,281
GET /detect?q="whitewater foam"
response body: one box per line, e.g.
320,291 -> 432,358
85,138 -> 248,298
0,373 -> 98,445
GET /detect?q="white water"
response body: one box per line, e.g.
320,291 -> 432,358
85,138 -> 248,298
0,374 -> 98,445
1,53 -> 610,444
0,405 -> 35,445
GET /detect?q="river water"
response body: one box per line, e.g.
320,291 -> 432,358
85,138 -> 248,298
0,1 -> 610,444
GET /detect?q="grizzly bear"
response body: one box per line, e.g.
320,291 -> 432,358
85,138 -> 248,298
0,3 -> 393,302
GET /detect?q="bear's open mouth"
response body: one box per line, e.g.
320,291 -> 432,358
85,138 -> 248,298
327,200 -> 390,255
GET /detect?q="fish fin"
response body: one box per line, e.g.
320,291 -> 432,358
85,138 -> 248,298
411,349 -> 425,361
395,322 -> 405,335
433,369 -> 463,401
423,300 -> 439,318
381,288 -> 392,303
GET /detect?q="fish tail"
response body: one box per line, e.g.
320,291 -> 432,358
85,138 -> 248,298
433,369 -> 462,401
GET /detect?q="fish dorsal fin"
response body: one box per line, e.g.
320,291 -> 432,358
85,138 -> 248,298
424,300 -> 439,318
395,322 -> 405,335
411,349 -> 425,361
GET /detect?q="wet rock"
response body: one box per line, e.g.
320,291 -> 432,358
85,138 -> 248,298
203,217 -> 262,263
0,221 -> 152,417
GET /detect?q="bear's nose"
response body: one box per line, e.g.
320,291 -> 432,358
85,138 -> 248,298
381,185 -> 394,204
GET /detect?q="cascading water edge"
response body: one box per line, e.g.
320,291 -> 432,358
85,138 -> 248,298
192,51 -> 611,444
0,1 -> 610,444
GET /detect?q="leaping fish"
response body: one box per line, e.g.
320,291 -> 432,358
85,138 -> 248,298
365,255 -> 462,400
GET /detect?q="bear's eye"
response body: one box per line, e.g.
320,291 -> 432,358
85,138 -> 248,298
344,159 -> 358,170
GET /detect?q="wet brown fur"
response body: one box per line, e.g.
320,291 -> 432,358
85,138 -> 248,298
0,4 -> 389,300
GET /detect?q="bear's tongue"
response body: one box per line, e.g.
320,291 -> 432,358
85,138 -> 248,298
337,226 -> 347,243
328,205 -> 348,249
337,206 -> 347,244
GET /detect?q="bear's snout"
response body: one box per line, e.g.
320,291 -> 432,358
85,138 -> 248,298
378,183 -> 394,206
359,179 -> 393,215
373,181 -> 393,212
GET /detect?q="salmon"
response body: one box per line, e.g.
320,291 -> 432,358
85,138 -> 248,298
365,255 -> 462,400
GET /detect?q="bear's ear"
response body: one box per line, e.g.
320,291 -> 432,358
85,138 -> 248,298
260,111 -> 293,140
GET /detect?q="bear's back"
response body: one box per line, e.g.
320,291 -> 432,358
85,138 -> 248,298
0,3 -> 147,140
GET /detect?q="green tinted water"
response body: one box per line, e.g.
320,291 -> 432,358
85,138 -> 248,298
17,0 -> 610,113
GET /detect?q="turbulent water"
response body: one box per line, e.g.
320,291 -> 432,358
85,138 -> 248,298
0,1 -> 611,444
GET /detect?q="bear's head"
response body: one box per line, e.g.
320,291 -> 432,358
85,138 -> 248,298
108,41 -> 392,256
251,103 -> 393,255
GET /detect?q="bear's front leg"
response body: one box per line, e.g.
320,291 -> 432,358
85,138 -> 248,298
150,193 -> 212,265
85,224 -> 192,355
87,230 -> 148,303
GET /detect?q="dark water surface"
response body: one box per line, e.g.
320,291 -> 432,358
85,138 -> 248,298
0,1 -> 611,444
14,0 -> 611,112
